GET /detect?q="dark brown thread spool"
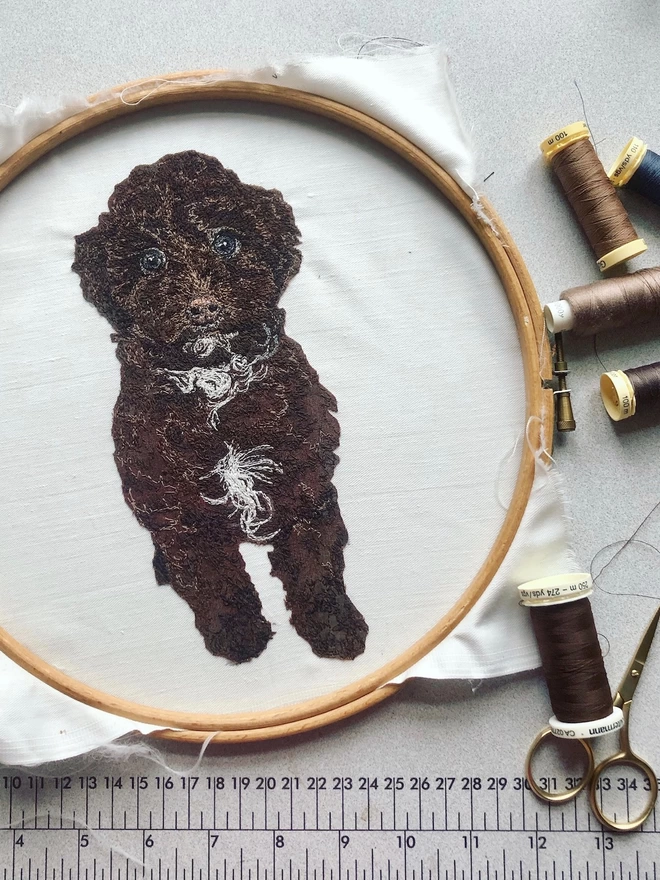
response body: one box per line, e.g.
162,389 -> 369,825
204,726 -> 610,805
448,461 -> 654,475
544,266 -> 660,335
518,575 -> 621,738
530,599 -> 612,723
541,122 -> 646,272
601,361 -> 660,421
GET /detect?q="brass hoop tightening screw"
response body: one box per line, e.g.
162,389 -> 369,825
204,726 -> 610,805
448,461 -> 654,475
553,332 -> 576,432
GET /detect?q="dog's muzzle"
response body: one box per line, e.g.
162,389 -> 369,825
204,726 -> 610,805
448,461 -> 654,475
188,297 -> 222,326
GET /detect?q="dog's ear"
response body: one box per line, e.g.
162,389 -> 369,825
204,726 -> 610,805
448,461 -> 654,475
72,223 -> 131,332
255,188 -> 302,293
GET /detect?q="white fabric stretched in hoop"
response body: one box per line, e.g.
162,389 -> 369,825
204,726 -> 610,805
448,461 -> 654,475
0,48 -> 576,766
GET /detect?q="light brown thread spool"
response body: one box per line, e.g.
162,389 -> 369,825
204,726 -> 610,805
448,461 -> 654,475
518,575 -> 622,738
541,122 -> 646,272
601,361 -> 660,421
544,266 -> 660,335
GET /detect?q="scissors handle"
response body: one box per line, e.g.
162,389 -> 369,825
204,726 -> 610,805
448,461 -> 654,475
525,726 -> 595,804
589,751 -> 658,833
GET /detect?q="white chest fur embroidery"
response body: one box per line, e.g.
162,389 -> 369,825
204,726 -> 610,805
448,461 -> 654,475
201,443 -> 283,542
162,325 -> 277,427
164,355 -> 268,428
163,326 -> 282,540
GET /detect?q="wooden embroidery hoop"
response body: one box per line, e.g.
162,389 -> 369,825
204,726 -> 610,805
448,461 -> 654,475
0,72 -> 553,743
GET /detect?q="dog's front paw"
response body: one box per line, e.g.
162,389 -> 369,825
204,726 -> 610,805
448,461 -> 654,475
202,612 -> 274,663
152,546 -> 170,585
294,595 -> 368,660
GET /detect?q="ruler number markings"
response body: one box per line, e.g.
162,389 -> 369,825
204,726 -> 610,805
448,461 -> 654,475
0,771 -> 657,877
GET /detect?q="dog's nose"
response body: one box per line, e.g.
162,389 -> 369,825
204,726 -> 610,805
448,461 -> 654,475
188,297 -> 221,325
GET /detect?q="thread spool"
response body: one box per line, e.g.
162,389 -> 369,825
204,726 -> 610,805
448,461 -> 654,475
609,137 -> 660,207
600,361 -> 660,421
540,122 -> 647,272
544,266 -> 660,335
518,574 -> 623,739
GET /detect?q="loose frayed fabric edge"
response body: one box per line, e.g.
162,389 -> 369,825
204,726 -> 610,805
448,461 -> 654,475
0,47 -> 477,194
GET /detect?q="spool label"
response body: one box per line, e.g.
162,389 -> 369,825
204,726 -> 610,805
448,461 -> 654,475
546,130 -> 570,147
608,137 -> 647,186
539,122 -> 589,160
611,141 -> 642,179
518,575 -> 592,605
586,718 -> 625,736
549,710 -> 625,740
600,370 -> 637,421
619,392 -> 633,418
597,239 -> 648,272
550,726 -> 576,738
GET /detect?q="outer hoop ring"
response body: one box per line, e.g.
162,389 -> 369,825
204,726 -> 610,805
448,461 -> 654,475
0,73 -> 553,740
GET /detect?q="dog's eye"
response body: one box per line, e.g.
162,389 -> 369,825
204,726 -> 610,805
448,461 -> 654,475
139,247 -> 166,274
212,231 -> 241,259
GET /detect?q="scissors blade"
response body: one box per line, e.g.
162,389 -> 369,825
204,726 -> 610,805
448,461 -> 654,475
618,606 -> 660,704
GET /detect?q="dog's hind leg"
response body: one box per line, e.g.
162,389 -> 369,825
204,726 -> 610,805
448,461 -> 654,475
157,526 -> 273,663
269,491 -> 368,660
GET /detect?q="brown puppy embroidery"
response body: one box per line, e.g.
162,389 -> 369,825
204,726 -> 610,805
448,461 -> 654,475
73,150 -> 368,663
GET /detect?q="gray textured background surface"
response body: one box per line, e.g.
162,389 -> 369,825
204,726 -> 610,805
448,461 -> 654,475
1,0 -> 660,863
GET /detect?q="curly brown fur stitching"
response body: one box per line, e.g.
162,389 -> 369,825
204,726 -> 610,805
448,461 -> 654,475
72,150 -> 368,663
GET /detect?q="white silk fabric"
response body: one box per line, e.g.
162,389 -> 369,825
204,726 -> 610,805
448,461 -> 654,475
0,49 -> 575,766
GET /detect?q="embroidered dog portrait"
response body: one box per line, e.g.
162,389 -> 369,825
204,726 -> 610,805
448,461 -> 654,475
72,150 -> 368,664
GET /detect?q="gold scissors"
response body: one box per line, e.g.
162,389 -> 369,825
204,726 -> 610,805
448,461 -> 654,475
525,606 -> 659,832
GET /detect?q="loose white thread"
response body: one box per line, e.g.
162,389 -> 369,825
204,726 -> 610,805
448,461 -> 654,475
468,186 -> 499,233
5,733 -> 219,864
9,814 -> 145,866
201,444 -> 283,541
97,730 -> 219,777
495,431 -> 522,511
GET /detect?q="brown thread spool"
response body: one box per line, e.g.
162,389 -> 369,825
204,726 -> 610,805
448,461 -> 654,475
600,361 -> 660,421
518,574 -> 622,738
544,266 -> 660,335
541,122 -> 647,272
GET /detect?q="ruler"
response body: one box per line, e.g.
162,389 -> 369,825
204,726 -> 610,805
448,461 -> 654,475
1,764 -> 658,880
